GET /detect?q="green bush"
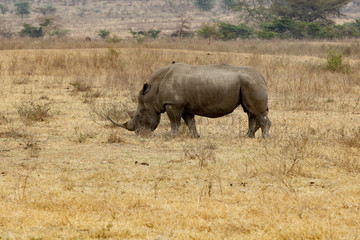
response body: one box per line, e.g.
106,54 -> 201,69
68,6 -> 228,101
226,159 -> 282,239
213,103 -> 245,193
129,29 -> 161,39
260,16 -> 293,34
223,0 -> 236,10
48,29 -> 69,38
19,19 -> 53,38
326,50 -> 350,73
19,23 -> 43,38
256,30 -> 277,39
195,0 -> 215,11
0,3 -> 9,14
196,23 -> 219,39
146,29 -> 161,39
218,22 -> 255,40
98,29 -> 110,39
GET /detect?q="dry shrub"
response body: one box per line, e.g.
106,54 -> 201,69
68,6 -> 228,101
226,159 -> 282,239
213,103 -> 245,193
16,98 -> 53,122
182,141 -> 223,199
12,77 -> 31,85
90,98 -> 132,123
70,78 -> 92,92
0,126 -> 41,157
275,132 -> 309,177
338,126 -> 360,149
82,89 -> 104,104
70,127 -> 97,143
335,154 -> 360,173
0,111 -> 12,125
0,126 -> 27,139
183,141 -> 217,169
22,133 -> 41,158
252,129 -> 310,181
107,130 -> 126,143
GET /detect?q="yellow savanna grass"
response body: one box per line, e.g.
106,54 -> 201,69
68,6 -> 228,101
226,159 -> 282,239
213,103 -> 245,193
0,39 -> 359,239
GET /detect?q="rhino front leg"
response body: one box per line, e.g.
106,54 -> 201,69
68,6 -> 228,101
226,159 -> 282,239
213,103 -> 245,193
182,113 -> 200,138
165,105 -> 183,137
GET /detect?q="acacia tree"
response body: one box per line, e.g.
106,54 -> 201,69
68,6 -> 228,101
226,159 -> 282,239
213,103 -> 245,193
231,0 -> 351,23
195,0 -> 215,11
272,0 -> 352,23
231,0 -> 273,23
14,1 -> 31,20
223,0 -> 236,10
172,17 -> 193,38
196,23 -> 219,44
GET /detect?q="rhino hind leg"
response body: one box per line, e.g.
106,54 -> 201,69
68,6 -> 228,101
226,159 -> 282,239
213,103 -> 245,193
182,113 -> 200,138
165,105 -> 183,137
245,112 -> 271,138
245,113 -> 259,138
256,112 -> 271,138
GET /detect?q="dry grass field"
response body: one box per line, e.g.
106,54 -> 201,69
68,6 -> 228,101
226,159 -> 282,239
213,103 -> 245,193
0,39 -> 360,239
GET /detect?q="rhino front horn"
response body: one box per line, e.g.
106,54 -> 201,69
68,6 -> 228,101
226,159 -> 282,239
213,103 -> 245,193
107,115 -> 128,129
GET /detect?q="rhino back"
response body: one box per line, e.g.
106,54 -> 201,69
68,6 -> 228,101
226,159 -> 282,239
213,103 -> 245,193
156,63 -> 268,117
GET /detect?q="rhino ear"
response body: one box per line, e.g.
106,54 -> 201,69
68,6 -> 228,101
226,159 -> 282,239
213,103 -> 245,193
141,83 -> 151,95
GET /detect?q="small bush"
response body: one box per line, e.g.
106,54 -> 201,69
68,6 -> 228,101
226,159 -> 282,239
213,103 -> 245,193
196,23 -> 219,40
0,111 -> 11,125
98,29 -> 110,39
106,34 -> 122,43
129,29 -> 161,40
82,89 -> 103,104
17,99 -> 52,121
146,29 -> 161,39
71,127 -> 97,143
89,99 -> 130,126
19,23 -> 43,38
70,79 -> 92,92
48,29 -> 69,38
326,50 -> 350,73
0,3 -> 9,14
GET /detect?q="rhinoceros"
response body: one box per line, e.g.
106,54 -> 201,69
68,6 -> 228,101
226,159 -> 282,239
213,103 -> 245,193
108,63 -> 271,138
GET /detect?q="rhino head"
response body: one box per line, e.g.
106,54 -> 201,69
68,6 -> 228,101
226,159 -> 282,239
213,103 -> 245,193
108,83 -> 161,134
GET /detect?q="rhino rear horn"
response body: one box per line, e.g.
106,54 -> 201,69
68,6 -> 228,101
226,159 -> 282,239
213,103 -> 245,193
127,111 -> 135,118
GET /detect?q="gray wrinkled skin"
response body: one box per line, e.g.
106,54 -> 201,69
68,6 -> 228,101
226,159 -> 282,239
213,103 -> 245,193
108,63 -> 271,138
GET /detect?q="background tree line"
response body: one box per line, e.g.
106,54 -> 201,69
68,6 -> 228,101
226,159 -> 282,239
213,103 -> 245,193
197,0 -> 360,40
1,0 -> 360,40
